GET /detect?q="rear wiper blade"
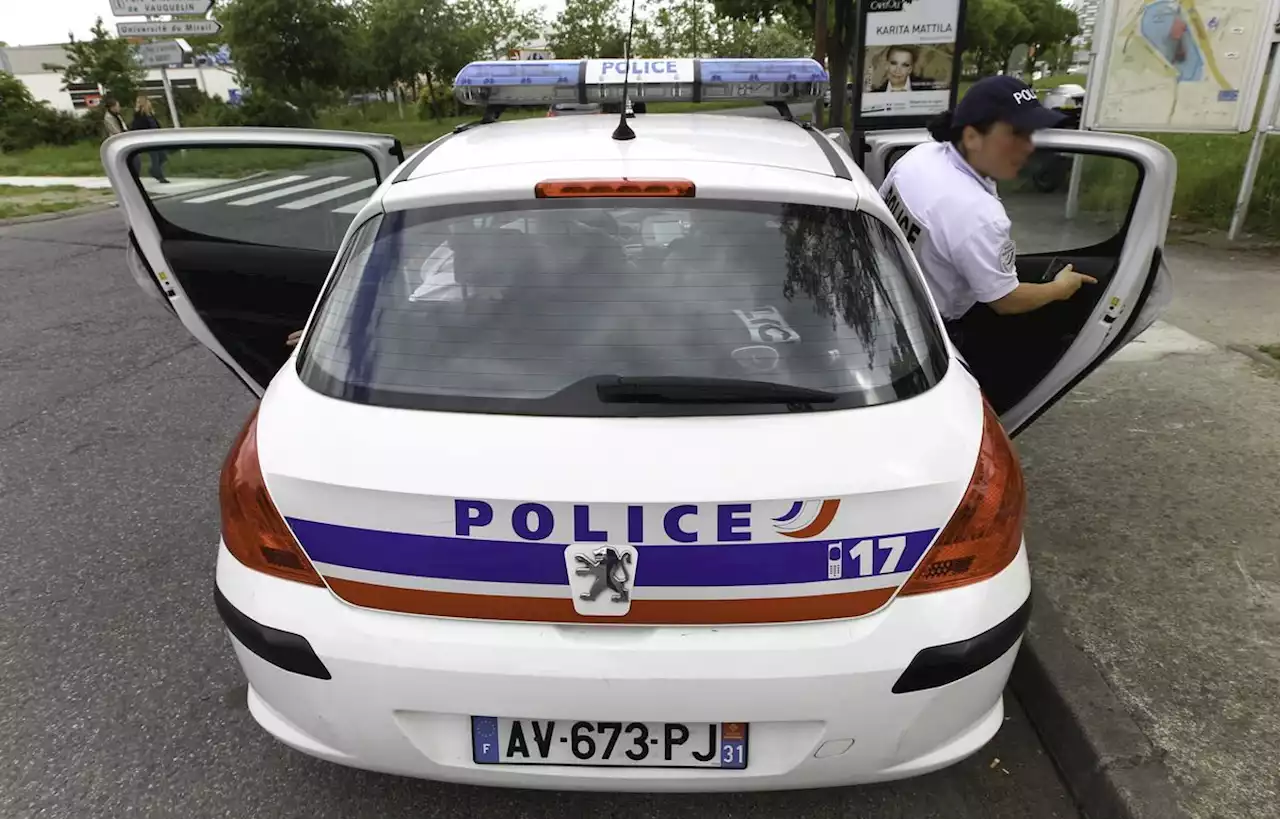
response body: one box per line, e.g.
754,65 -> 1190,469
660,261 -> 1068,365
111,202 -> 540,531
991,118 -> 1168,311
596,376 -> 838,405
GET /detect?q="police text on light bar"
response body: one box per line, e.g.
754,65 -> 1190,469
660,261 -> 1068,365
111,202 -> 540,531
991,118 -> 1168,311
453,57 -> 829,108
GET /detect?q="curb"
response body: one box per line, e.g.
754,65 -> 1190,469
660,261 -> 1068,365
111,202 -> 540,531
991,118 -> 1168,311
0,200 -> 119,227
1010,590 -> 1191,819
1227,343 -> 1280,372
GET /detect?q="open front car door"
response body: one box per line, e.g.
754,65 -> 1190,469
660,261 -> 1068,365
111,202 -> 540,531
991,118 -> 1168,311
864,128 -> 1176,436
101,128 -> 405,395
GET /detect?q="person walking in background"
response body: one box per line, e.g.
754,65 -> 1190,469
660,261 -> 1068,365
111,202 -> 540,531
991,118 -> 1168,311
101,97 -> 127,139
130,95 -> 169,184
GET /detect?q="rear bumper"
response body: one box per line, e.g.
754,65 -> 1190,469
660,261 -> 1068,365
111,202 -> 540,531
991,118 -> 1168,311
215,541 -> 1031,791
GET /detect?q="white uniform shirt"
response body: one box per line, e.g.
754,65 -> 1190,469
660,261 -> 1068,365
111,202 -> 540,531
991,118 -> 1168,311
877,142 -> 1019,321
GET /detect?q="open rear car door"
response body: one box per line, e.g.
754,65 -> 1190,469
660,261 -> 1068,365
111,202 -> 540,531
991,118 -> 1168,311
863,129 -> 1176,436
102,128 -> 405,395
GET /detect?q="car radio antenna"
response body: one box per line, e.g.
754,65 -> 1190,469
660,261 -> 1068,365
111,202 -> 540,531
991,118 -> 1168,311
611,0 -> 639,141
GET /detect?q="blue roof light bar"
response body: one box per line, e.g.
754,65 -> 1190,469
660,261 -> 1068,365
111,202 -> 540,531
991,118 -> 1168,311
453,57 -> 829,108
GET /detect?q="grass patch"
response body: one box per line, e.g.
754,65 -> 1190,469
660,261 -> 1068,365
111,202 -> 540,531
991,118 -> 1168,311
0,142 -> 105,177
0,184 -> 115,218
1259,344 -> 1280,361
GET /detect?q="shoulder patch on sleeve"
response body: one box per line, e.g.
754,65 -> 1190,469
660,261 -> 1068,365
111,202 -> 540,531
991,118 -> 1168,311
999,239 -> 1017,274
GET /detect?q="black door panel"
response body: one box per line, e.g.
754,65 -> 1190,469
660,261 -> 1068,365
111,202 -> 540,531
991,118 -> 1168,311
163,240 -> 330,388
951,252 -> 1120,414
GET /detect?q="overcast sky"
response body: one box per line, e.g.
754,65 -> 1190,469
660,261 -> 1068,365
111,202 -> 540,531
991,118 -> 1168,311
2,0 -> 566,47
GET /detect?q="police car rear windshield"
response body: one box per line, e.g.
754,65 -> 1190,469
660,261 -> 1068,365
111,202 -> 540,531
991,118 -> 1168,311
296,200 -> 948,416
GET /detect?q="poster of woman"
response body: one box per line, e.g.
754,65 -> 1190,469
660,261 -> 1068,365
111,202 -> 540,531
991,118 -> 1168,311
858,0 -> 963,121
866,45 -> 949,93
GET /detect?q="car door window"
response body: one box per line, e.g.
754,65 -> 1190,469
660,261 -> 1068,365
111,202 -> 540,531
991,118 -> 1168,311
144,146 -> 381,253
105,132 -> 402,395
997,151 -> 1139,263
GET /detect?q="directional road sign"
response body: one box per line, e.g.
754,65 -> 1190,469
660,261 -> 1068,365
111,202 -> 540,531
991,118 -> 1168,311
137,40 -> 184,67
117,19 -> 221,37
109,0 -> 213,14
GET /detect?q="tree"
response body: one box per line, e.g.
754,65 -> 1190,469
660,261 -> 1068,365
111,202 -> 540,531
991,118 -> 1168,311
551,0 -> 627,59
457,0 -> 543,61
638,0 -> 720,56
964,0 -> 1030,76
1021,0 -> 1079,74
714,0 -> 856,128
360,0 -> 433,115
340,0 -> 385,102
43,18 -> 146,104
963,0 -> 1078,77
218,0 -> 352,107
748,18 -> 813,57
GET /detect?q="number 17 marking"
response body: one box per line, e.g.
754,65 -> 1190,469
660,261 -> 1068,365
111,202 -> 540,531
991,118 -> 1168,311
846,535 -> 909,576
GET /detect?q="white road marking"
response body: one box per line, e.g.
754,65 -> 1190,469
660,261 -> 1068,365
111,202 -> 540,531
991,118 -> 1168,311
183,175 -> 309,203
1108,321 -> 1218,363
230,176 -> 350,206
332,198 -> 371,214
277,178 -> 377,210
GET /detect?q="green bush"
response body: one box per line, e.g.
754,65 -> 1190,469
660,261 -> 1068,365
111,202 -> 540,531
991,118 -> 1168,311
0,71 -> 98,152
417,84 -> 459,120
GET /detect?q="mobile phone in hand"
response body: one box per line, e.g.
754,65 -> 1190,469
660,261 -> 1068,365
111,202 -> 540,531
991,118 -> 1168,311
1040,257 -> 1072,283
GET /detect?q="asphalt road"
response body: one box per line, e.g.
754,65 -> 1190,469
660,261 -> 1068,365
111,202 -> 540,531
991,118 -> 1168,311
0,208 -> 1080,817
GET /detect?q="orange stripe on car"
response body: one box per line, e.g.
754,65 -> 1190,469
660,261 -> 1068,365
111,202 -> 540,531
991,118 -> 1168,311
325,578 -> 896,625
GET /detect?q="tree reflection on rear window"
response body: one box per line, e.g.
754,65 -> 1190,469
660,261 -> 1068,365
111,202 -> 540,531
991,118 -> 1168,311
296,199 -> 949,416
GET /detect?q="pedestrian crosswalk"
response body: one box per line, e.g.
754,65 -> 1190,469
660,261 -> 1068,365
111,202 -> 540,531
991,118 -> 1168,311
178,173 -> 376,213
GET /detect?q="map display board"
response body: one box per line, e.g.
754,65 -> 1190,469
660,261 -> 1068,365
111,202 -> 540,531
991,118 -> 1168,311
851,0 -> 967,131
1086,0 -> 1279,132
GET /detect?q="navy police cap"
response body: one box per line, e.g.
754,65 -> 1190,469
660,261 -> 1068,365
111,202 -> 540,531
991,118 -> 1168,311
954,75 -> 1066,132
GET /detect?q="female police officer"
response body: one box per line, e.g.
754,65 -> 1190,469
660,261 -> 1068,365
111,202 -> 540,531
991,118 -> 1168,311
878,75 -> 1097,409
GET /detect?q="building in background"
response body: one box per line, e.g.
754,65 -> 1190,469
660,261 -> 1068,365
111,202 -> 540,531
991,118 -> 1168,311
1069,0 -> 1100,49
1063,0 -> 1100,73
0,43 -> 238,113
507,33 -> 554,60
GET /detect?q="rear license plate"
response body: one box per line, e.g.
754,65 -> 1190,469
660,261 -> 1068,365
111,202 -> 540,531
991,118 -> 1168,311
471,717 -> 748,769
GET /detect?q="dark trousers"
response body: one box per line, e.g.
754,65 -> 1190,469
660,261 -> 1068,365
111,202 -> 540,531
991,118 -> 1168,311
129,151 -> 167,180
944,306 -> 1019,413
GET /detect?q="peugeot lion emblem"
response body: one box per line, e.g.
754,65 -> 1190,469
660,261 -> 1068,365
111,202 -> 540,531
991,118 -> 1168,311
564,544 -> 638,617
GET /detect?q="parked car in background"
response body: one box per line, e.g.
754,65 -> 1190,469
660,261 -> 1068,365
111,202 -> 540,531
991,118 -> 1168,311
1041,83 -> 1086,111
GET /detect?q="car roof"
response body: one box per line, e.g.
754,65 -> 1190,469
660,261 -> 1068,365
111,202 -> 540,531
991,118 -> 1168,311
402,113 -> 850,181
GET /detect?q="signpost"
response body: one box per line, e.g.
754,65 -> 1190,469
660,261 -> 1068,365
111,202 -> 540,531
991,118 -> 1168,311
111,0 -> 221,132
117,19 -> 222,36
137,40 -> 183,67
109,0 -> 212,14
137,40 -> 185,125
1227,22 -> 1280,239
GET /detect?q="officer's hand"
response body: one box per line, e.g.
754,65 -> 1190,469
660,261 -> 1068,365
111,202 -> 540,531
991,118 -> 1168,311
286,329 -> 303,347
1053,264 -> 1098,298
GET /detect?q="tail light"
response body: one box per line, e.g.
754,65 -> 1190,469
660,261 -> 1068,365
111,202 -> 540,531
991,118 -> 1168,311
219,409 -> 325,587
899,400 -> 1026,595
535,179 -> 696,198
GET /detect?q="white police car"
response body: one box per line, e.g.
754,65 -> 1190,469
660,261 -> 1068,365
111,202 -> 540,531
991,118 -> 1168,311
101,57 -> 1175,791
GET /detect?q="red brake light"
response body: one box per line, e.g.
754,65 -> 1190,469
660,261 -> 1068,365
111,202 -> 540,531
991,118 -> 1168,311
534,179 -> 696,198
219,409 -> 324,586
899,400 -> 1026,595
